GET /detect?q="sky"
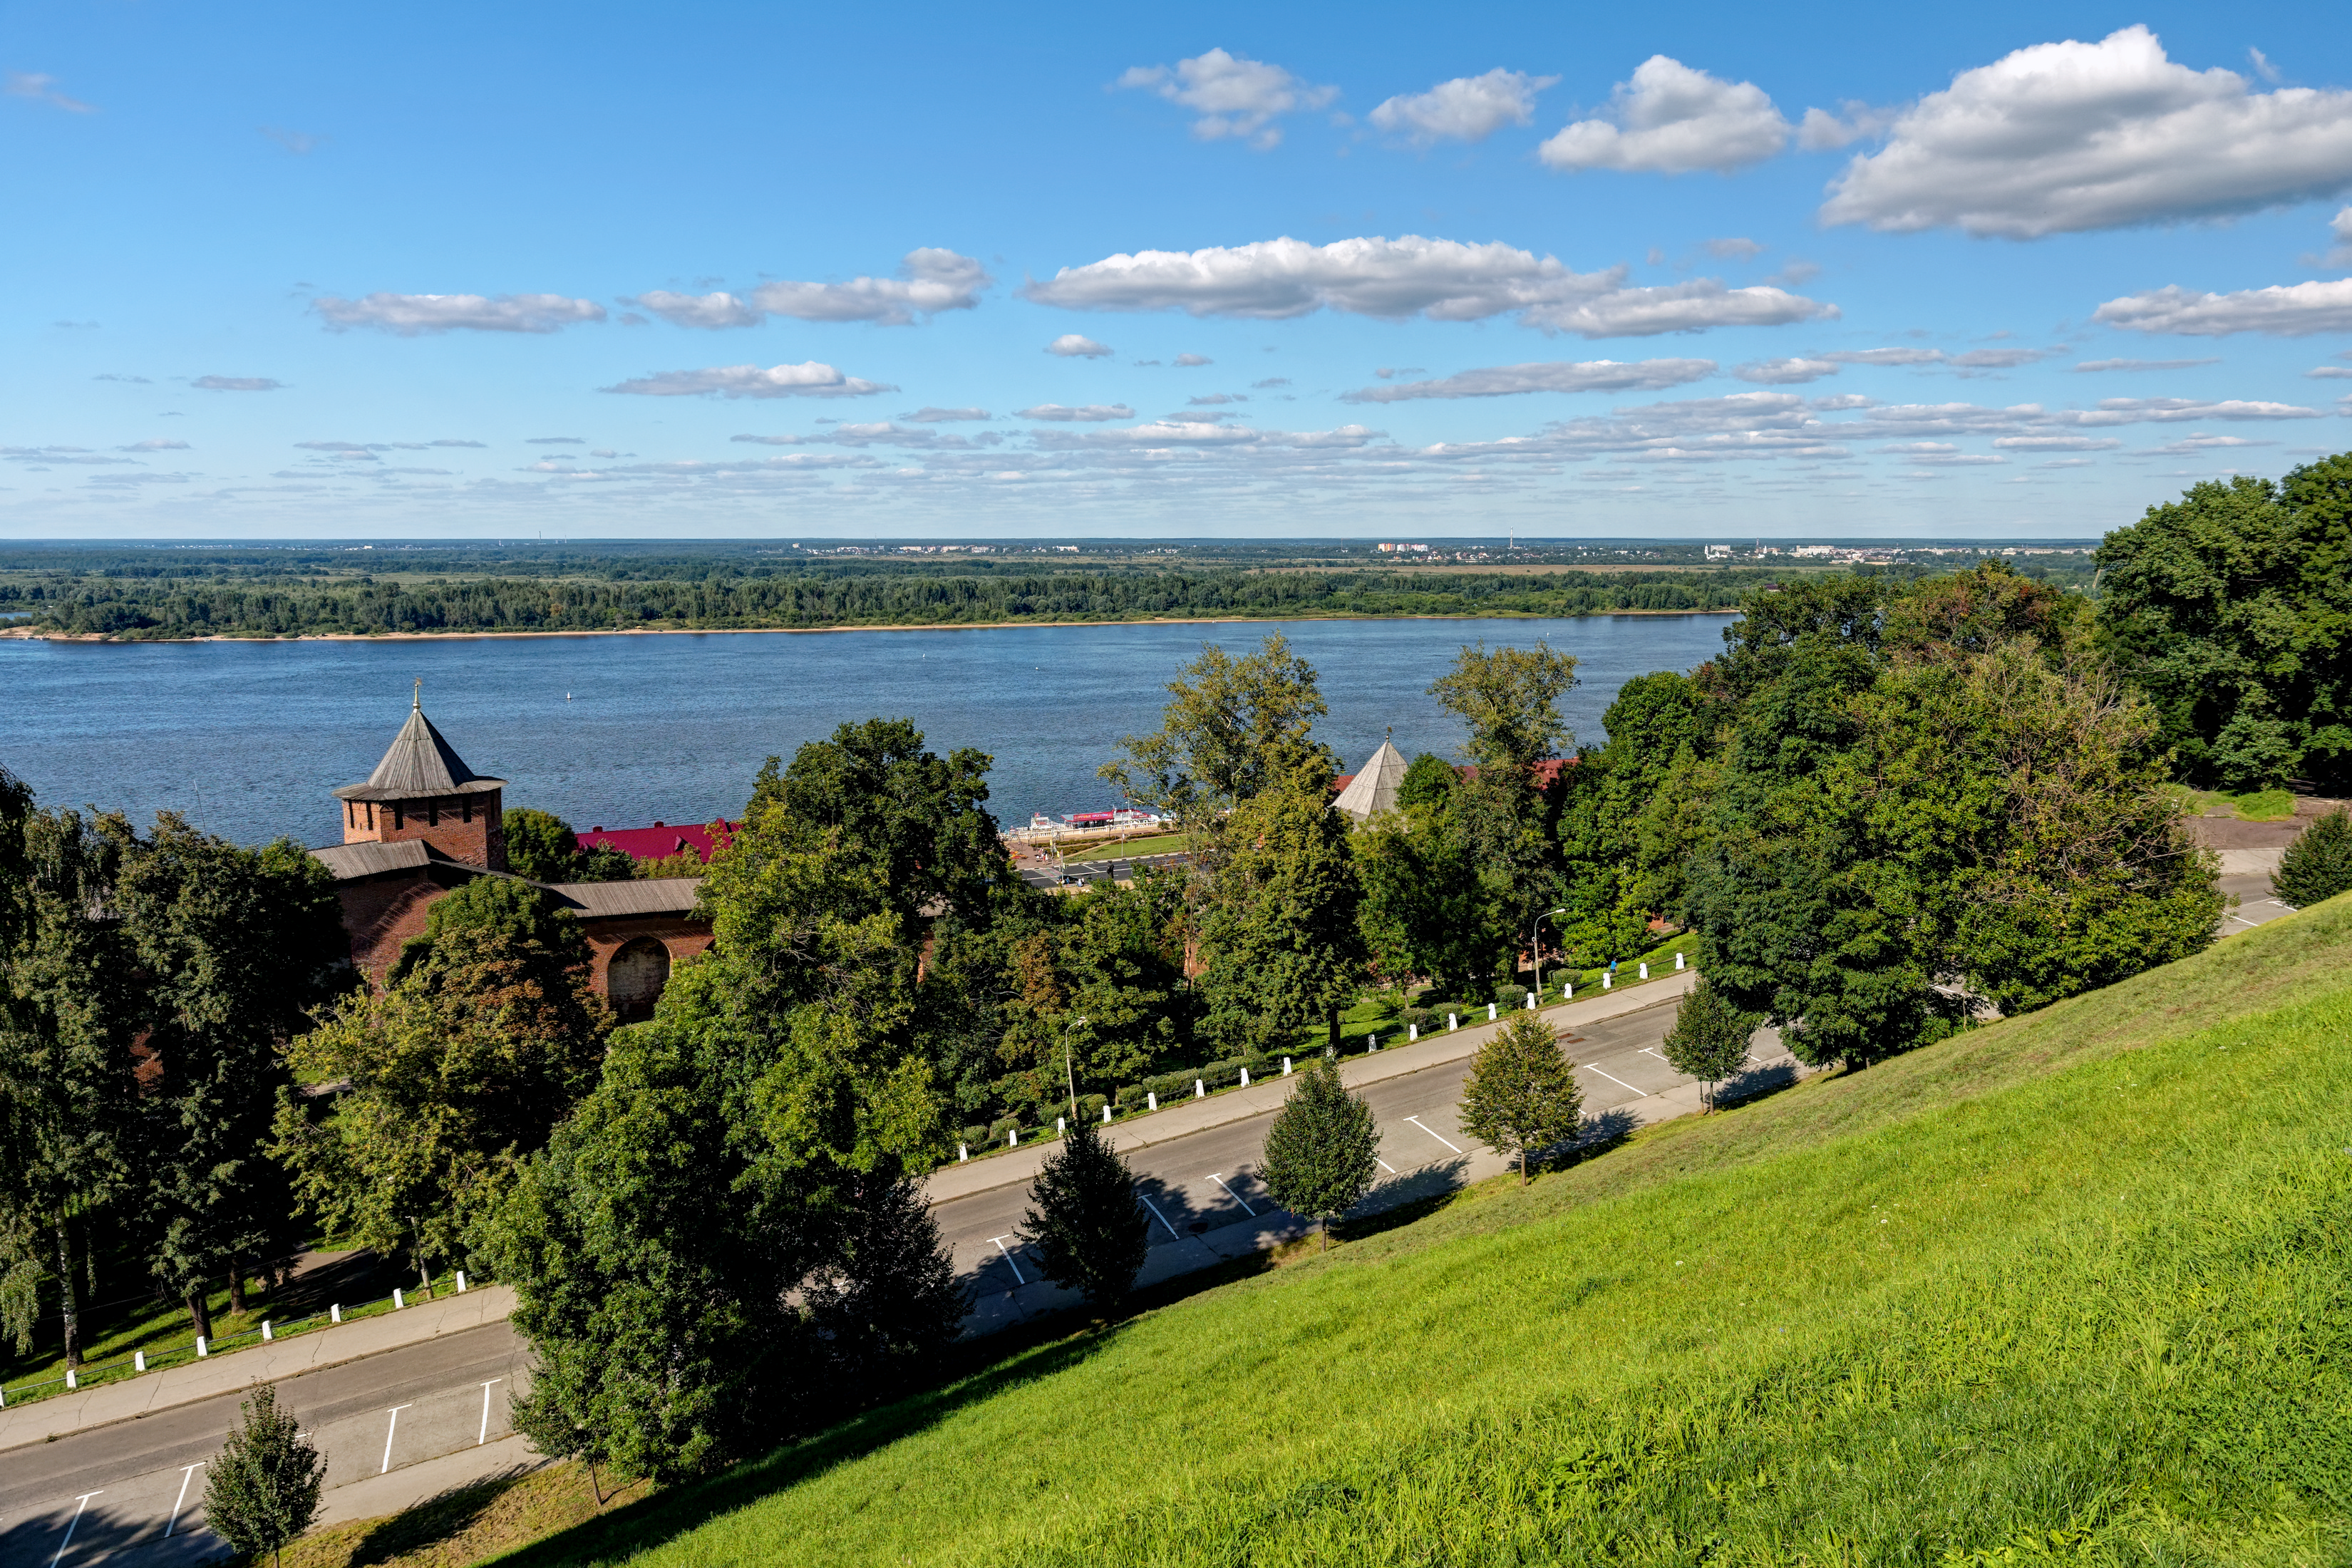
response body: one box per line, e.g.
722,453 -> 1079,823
6,0 -> 2352,541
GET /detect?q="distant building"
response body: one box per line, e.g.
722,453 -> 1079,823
311,691 -> 711,1020
576,820 -> 740,865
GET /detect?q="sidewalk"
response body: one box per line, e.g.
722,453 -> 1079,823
925,967 -> 1699,1206
0,1284 -> 517,1454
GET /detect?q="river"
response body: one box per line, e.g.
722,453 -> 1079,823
0,616 -> 1734,847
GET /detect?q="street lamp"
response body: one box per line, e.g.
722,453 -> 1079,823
1531,907 -> 1569,1004
1062,1015 -> 1090,1117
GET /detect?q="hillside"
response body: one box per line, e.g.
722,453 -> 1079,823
499,896 -> 2352,1566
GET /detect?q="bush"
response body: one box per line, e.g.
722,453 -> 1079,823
2274,807 -> 2352,908
958,1125 -> 991,1150
1399,1006 -> 1434,1032
987,1118 -> 1017,1143
1491,979 -> 1526,1006
1115,1084 -> 1149,1110
1080,1093 -> 1109,1120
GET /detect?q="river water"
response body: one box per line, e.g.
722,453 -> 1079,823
0,616 -> 1734,848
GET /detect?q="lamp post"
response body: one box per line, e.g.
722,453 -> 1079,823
1531,907 -> 1569,1004
1062,1015 -> 1090,1117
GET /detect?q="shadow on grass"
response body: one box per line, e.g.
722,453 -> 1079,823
341,1465 -> 542,1567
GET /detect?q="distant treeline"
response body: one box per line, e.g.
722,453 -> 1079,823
4,567 -> 1827,638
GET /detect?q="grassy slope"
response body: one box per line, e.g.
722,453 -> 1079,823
502,898 -> 2352,1567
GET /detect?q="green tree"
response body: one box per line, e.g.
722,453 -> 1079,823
1351,786 -> 1488,998
1430,642 -> 1579,972
1100,634 -> 1332,840
2274,807 -> 2352,907
2095,460 -> 2352,789
1555,670 -> 1711,967
1022,1117 -> 1150,1314
1197,750 -> 1366,1054
1458,1012 -> 1584,1185
276,878 -> 611,1287
202,1383 -> 324,1568
113,816 -> 345,1334
1260,1056 -> 1378,1249
1660,979 -> 1757,1111
502,807 -> 636,882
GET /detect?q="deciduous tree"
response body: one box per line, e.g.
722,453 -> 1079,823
1261,1056 -> 1378,1249
502,808 -> 636,882
1660,979 -> 1756,1111
1458,1012 -> 1584,1184
1197,751 -> 1364,1055
1022,1118 -> 1149,1314
202,1384 -> 324,1568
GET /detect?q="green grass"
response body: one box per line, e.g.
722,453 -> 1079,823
497,894 -> 2352,1566
2172,785 -> 2299,822
1056,832 -> 1186,862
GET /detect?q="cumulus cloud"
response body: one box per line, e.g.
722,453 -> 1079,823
1538,57 -> 1789,174
192,376 -> 283,391
629,291 -> 762,329
2053,396 -> 2321,424
1046,334 -> 1115,357
598,361 -> 896,398
899,406 -> 993,422
684,249 -> 991,326
1189,393 -> 1248,405
1023,234 -> 1832,337
1994,434 -> 2121,450
1117,48 -> 1337,149
313,292 -> 607,334
4,71 -> 94,112
2144,433 -> 2269,454
1031,421 -> 1381,452
1174,352 -> 1213,366
1343,357 -> 1717,403
1795,101 -> 1899,150
1016,404 -> 1135,423
1369,68 -> 1555,143
2307,365 -> 2352,379
1820,26 -> 2352,237
1734,357 -> 1840,384
1253,377 -> 1291,388
2073,356 -> 2222,371
2095,279 -> 2352,336
1703,237 -> 1765,261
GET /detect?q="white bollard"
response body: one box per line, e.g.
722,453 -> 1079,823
1527,991 -> 1537,1009
1602,971 -> 1611,990
1639,962 -> 1649,980
135,1351 -> 146,1373
1010,1128 -> 1020,1146
1408,1023 -> 1418,1042
959,1143 -> 969,1162
196,1336 -> 209,1358
1675,951 -> 1686,971
393,1288 -> 406,1309
1195,1079 -> 1205,1099
1488,1003 -> 1497,1021
262,1320 -> 273,1341
1147,1091 -> 1158,1111
1240,1068 -> 1250,1087
1448,1013 -> 1458,1031
1057,1115 -> 1066,1133
1101,1104 -> 1110,1124
65,1368 -> 76,1390
330,1304 -> 341,1324
1282,1056 -> 1292,1075
1564,981 -> 1572,999
456,1272 -> 468,1292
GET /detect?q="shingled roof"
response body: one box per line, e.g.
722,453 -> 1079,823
1334,738 -> 1409,822
333,692 -> 507,803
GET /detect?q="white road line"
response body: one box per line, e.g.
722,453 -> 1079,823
2229,914 -> 2261,928
165,1464 -> 202,1537
479,1378 -> 503,1446
1582,1065 -> 1649,1097
1208,1174 -> 1258,1217
1403,1115 -> 1463,1154
1376,1157 -> 1397,1173
381,1404 -> 413,1474
989,1236 -> 1026,1286
51,1491 -> 100,1568
1138,1192 -> 1181,1240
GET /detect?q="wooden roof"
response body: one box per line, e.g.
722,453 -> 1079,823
334,696 -> 507,803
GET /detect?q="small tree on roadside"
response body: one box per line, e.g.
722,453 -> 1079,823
1261,1056 -> 1378,1249
1661,979 -> 1759,1113
2274,807 -> 2352,909
1022,1118 -> 1150,1316
1458,1013 -> 1584,1186
203,1384 -> 324,1568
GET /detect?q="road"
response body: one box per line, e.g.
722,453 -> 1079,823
1013,851 -> 1186,891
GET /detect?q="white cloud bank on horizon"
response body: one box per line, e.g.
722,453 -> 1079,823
1539,57 -> 1788,174
1821,26 -> 2352,237
598,361 -> 896,398
1023,235 -> 1832,337
630,250 -> 990,329
313,293 -> 608,334
1370,69 -> 1554,144
1117,48 -> 1336,150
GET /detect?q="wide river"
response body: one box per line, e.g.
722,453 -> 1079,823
0,616 -> 1734,848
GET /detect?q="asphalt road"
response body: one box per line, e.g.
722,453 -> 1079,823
1013,851 -> 1187,891
0,1323 -> 530,1568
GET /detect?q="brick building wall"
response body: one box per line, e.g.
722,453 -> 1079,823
339,789 -> 506,870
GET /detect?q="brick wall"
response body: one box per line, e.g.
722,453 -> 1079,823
339,789 -> 506,871
334,872 -> 451,986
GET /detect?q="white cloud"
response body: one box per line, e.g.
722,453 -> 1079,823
4,71 -> 94,113
1189,393 -> 1247,406
1993,435 -> 2120,450
1032,421 -> 1381,452
2094,279 -> 2352,336
2331,206 -> 2352,265
751,249 -> 989,324
1819,348 -> 1947,366
900,406 -> 993,422
2308,366 -> 2352,379
1703,237 -> 1764,261
2144,433 -> 2269,455
1117,48 -> 1337,149
2053,397 -> 2321,425
1734,358 -> 1839,384
1046,334 -> 1115,357
1795,101 -> 1897,150
1174,352 -> 1213,366
629,291 -> 762,329
313,292 -> 607,334
1,446 -> 133,465
1369,69 -> 1555,144
2073,356 -> 2221,371
1016,404 -> 1135,422
803,423 -> 1003,450
192,376 -> 283,391
1024,234 -> 1832,336
118,438 -> 190,451
598,362 -> 895,398
1343,358 -> 1717,403
1820,26 -> 2352,237
1538,57 -> 1788,174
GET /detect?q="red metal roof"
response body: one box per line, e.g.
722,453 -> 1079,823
575,819 -> 740,865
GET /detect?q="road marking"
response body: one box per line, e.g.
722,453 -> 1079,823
51,1492 -> 100,1568
165,1464 -> 202,1537
1138,1192 -> 1181,1240
1582,1065 -> 1649,1097
989,1236 -> 1027,1286
479,1378 -> 503,1446
382,1405 -> 413,1474
1403,1115 -> 1463,1154
1208,1174 -> 1258,1217
1376,1157 -> 1397,1173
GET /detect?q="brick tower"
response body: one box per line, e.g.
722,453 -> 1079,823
333,684 -> 508,871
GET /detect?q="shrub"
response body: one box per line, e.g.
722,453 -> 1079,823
987,1118 -> 1017,1143
1080,1093 -> 1110,1120
1491,979 -> 1525,1006
958,1125 -> 990,1150
1115,1084 -> 1148,1110
1399,1006 -> 1434,1032
2274,807 -> 2352,908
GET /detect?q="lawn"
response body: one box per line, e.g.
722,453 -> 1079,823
479,890 -> 2352,1566
2171,784 -> 2299,822
1054,832 -> 1187,862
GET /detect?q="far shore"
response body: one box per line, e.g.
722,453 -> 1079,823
0,607 -> 1735,646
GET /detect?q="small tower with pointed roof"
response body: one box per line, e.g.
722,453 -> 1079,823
333,684 -> 509,870
1334,734 -> 1409,823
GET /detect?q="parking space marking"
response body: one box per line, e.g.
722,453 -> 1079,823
1403,1115 -> 1463,1154
165,1464 -> 202,1537
1376,1157 -> 1397,1173
478,1379 -> 503,1446
1582,1064 -> 1649,1097
1138,1192 -> 1181,1239
1208,1174 -> 1258,1217
381,1405 -> 413,1474
50,1492 -> 100,1568
989,1236 -> 1026,1285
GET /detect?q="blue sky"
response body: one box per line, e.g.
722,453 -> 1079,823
6,0 -> 2352,540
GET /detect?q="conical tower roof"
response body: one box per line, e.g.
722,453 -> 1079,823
334,686 -> 507,802
1334,738 -> 1409,822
